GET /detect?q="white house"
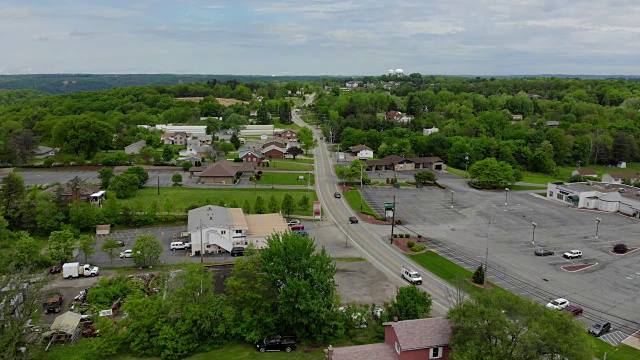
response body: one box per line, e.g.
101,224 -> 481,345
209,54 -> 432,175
601,173 -> 640,184
423,127 -> 439,136
546,181 -> 640,218
348,145 -> 374,159
571,169 -> 598,178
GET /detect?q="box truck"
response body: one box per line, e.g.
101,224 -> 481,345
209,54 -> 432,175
62,262 -> 99,279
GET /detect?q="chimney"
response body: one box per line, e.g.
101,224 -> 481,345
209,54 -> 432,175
393,316 -> 399,322
325,345 -> 333,360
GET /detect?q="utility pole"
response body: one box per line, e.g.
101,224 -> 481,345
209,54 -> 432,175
360,164 -> 364,210
484,220 -> 492,285
157,177 -> 160,195
199,219 -> 204,264
389,195 -> 396,244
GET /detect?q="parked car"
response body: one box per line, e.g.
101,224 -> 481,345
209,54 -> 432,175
613,243 -> 628,254
293,230 -> 308,237
170,242 -> 187,251
290,224 -> 305,231
287,220 -> 301,226
255,335 -> 297,353
563,250 -> 582,259
546,298 -> 569,310
116,240 -> 125,247
349,216 -> 358,224
563,305 -> 584,316
334,192 -> 341,198
589,320 -> 611,337
534,249 -> 554,256
338,306 -> 367,329
230,247 -> 245,257
119,249 -> 133,258
183,242 -> 192,249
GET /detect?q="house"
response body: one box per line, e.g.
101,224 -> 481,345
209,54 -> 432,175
327,317 -> 452,360
197,160 -> 256,184
345,81 -> 362,89
191,134 -> 213,146
397,115 -> 414,123
124,140 -> 146,155
34,146 -> 59,159
187,205 -> 288,255
274,129 -> 298,141
546,121 -> 560,127
571,169 -> 598,178
423,127 -> 439,136
364,156 -> 443,172
173,132 -> 189,146
178,154 -> 202,166
409,157 -> 444,171
262,141 -> 287,159
239,148 -> 263,163
602,173 -> 640,184
385,111 -> 414,123
547,181 -> 640,218
44,184 -> 101,203
511,114 -> 523,121
349,145 -> 374,160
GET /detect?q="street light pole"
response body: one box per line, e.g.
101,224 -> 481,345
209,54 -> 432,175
450,190 -> 455,209
465,152 -> 469,178
389,195 -> 396,244
505,188 -> 509,206
360,165 -> 364,210
484,220 -> 492,286
531,222 -> 538,246
595,218 -> 601,240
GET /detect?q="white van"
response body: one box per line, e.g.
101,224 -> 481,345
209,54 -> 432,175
171,242 -> 187,251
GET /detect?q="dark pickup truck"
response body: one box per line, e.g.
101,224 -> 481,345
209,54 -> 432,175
43,292 -> 64,314
256,335 -> 297,353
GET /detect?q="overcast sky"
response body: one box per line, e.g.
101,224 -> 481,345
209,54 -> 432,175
2,0 -> 640,76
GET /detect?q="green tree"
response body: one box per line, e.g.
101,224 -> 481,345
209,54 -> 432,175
256,102 -> 271,125
268,195 -> 280,213
281,194 -> 296,217
472,264 -> 485,284
230,133 -> 241,150
47,229 -> 76,265
230,200 -> 239,208
448,291 -> 594,360
254,196 -> 265,214
0,172 -> 25,228
124,166 -> 149,188
260,232 -> 339,341
13,232 -> 38,268
279,101 -> 292,124
10,130 -> 37,165
414,171 -> 436,184
298,195 -> 310,210
69,201 -> 99,231
78,234 -> 97,264
182,161 -> 192,172
139,146 -> 156,164
242,199 -> 252,214
219,141 -> 235,155
98,167 -> 115,189
131,234 -> 163,268
51,115 -> 113,158
162,146 -> 174,162
288,146 -> 304,160
101,238 -> 122,265
172,173 -> 182,186
468,158 -> 521,189
109,173 -> 140,199
383,285 -> 432,321
298,127 -> 317,154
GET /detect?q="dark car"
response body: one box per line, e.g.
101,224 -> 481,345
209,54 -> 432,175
334,192 -> 341,198
589,320 -> 611,337
256,335 -> 297,353
349,216 -> 358,224
230,247 -> 245,257
534,249 -> 554,256
563,305 -> 584,316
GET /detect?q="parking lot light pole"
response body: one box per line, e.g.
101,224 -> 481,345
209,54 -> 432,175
505,188 -> 509,206
595,218 -> 601,240
531,222 -> 538,246
450,191 -> 455,209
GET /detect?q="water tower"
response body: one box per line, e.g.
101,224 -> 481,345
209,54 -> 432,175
395,68 -> 404,76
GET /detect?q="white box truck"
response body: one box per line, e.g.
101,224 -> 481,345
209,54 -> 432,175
62,262 -> 99,279
401,266 -> 423,285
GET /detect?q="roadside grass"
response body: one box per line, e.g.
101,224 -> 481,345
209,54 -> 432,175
274,158 -> 315,164
269,160 -> 314,171
119,187 -> 317,216
445,166 -> 467,178
255,172 -> 315,186
333,257 -> 365,262
520,171 -> 564,184
591,338 -> 640,360
221,152 -> 239,159
343,189 -> 384,220
505,185 -> 547,191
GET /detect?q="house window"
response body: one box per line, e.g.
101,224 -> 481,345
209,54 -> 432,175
221,230 -> 226,235
235,230 -> 242,234
556,193 -> 563,200
548,191 -> 553,197
430,347 -> 442,359
394,342 -> 400,354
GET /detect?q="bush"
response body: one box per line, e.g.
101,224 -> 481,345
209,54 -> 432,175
233,158 -> 244,163
407,241 -> 415,248
613,243 -> 628,254
405,234 -> 411,238
472,264 -> 485,284
394,219 -> 403,225
417,234 -> 423,238
411,245 -> 426,252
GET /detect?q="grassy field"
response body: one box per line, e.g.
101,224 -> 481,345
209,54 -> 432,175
591,338 -> 640,360
269,159 -> 314,171
255,172 -> 315,186
343,189 -> 383,220
273,116 -> 302,130
120,187 -> 317,215
445,166 -> 468,178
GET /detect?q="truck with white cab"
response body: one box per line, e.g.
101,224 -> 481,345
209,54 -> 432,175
62,262 -> 99,279
401,266 -> 423,285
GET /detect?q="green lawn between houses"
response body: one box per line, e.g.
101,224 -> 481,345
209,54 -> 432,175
254,172 -> 315,186
119,187 -> 317,216
269,159 -> 314,171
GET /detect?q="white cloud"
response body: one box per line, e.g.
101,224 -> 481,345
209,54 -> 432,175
397,21 -> 465,36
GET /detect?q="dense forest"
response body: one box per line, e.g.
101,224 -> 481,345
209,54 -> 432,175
317,76 -> 640,174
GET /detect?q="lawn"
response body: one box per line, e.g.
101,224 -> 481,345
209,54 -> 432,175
269,159 -> 314,171
119,187 -> 318,216
343,189 -> 383,220
273,116 -> 302,130
591,337 -> 640,360
445,166 -> 468,178
255,172 -> 315,186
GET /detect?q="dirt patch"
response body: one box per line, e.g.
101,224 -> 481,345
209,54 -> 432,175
335,260 -> 396,306
610,247 -> 639,255
465,278 -> 494,290
357,212 -> 391,225
392,237 -> 429,254
561,263 -> 598,272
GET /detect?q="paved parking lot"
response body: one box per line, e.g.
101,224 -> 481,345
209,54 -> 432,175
3,170 -> 182,187
361,178 -> 640,336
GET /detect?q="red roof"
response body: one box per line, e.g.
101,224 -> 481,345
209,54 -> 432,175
608,173 -> 639,179
575,169 -> 597,176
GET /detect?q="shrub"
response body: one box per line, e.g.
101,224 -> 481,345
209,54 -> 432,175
386,178 -> 390,184
407,241 -> 415,248
405,234 -> 411,238
233,158 -> 244,163
394,219 -> 403,225
613,243 -> 628,254
472,264 -> 485,284
417,234 -> 423,238
411,245 -> 426,252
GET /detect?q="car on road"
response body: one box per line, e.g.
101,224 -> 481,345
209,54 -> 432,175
293,230 -> 308,237
534,249 -> 554,256
589,320 -> 611,337
334,192 -> 341,198
563,305 -> 584,316
563,250 -> 582,259
119,249 -> 133,258
349,216 -> 358,224
546,298 -> 569,310
287,220 -> 301,226
256,335 -> 297,353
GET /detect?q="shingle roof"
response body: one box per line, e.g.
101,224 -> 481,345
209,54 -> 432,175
385,317 -> 452,350
576,169 -> 597,175
607,173 -> 639,179
409,157 -> 442,164
127,140 -> 146,148
199,161 -> 237,178
365,155 -> 410,166
350,145 -> 372,152
331,343 -> 397,360
187,205 -> 231,232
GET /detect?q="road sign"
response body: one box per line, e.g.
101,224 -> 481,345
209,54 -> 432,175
313,201 -> 321,220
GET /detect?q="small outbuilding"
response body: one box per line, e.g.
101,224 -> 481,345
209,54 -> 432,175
96,224 -> 111,235
45,311 -> 82,350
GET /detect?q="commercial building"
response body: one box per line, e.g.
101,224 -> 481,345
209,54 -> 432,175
546,181 -> 640,218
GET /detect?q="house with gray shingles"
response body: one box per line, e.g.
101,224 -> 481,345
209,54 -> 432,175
34,146 -> 59,159
124,140 -> 147,155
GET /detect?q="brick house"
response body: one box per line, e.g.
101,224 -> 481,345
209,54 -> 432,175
327,317 -> 452,360
239,149 -> 263,163
274,129 -> 298,141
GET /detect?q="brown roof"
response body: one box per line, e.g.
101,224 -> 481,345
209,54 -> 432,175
385,317 -> 452,350
331,343 -> 396,360
96,225 -> 110,231
44,184 -> 100,197
199,160 -> 255,178
350,145 -> 372,152
262,140 -> 286,149
607,173 -> 639,179
409,157 -> 442,164
576,169 -> 597,176
365,155 -> 411,166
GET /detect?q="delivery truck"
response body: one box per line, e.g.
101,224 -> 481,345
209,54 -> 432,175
62,262 -> 99,279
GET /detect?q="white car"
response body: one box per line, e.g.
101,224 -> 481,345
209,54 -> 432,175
287,220 -> 301,227
119,249 -> 133,258
546,298 -> 569,310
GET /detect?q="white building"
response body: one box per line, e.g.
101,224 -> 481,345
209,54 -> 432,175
423,127 -> 439,136
154,124 -> 207,136
546,181 -> 640,218
601,173 -> 640,184
348,145 -> 374,159
240,125 -> 276,137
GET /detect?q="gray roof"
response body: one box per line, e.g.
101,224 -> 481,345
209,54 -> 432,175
384,317 -> 452,350
35,145 -> 56,155
188,205 -> 232,233
126,140 -> 146,149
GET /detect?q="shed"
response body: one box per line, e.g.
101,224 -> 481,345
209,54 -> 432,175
45,311 -> 83,350
96,224 -> 111,235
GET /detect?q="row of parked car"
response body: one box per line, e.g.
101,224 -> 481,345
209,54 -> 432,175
534,249 -> 583,258
545,298 -> 612,337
